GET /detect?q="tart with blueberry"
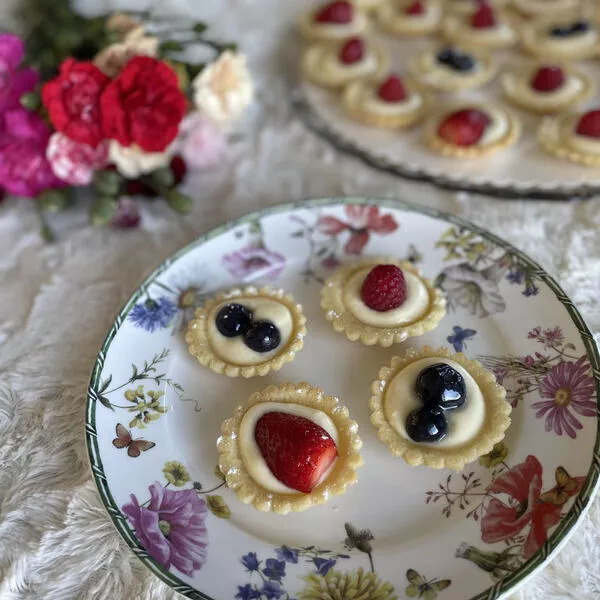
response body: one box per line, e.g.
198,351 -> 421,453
375,0 -> 443,36
302,36 -> 389,90
369,346 -> 511,470
342,73 -> 431,128
538,108 -> 600,166
407,46 -> 498,91
217,382 -> 363,513
424,103 -> 520,157
298,1 -> 370,42
185,286 -> 306,377
502,63 -> 592,114
321,258 -> 446,346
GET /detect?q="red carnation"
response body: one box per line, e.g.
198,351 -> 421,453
42,58 -> 110,147
100,56 -> 186,153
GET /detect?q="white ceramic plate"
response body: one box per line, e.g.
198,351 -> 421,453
87,198 -> 600,600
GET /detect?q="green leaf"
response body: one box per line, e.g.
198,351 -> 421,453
90,196 -> 117,226
98,395 -> 115,411
166,190 -> 193,214
214,465 -> 225,480
221,42 -> 237,53
20,91 -> 41,111
159,40 -> 184,54
193,21 -> 207,34
98,375 -> 113,394
206,495 -> 231,519
150,167 -> 175,189
37,188 -> 70,212
186,62 -> 205,80
131,364 -> 138,378
93,170 -> 122,196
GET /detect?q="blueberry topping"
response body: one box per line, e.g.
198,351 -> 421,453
215,303 -> 253,337
406,405 -> 448,443
436,48 -> 475,72
416,363 -> 466,410
572,20 -> 590,33
244,321 -> 281,353
550,21 -> 590,37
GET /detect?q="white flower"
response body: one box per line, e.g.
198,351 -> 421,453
109,141 -> 173,179
93,27 -> 159,77
192,51 -> 253,128
176,112 -> 226,170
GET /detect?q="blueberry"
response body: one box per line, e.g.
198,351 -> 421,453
571,20 -> 590,33
416,363 -> 466,410
243,321 -> 281,353
406,405 -> 448,443
453,54 -> 475,72
215,303 -> 253,337
550,25 -> 572,37
436,48 -> 474,72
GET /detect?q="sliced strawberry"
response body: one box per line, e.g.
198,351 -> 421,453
471,1 -> 496,28
378,75 -> 407,102
405,0 -> 425,15
438,109 -> 490,146
576,109 -> 600,138
254,412 -> 338,493
315,1 -> 353,23
530,66 -> 564,92
339,37 -> 364,64
360,264 -> 407,311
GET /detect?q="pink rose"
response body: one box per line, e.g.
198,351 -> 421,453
46,133 -> 109,185
177,112 -> 226,170
0,34 -> 39,117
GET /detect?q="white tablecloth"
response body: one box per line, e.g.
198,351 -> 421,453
1,1 -> 599,598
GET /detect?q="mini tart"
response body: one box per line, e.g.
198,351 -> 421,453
407,46 -> 497,91
501,63 -> 592,114
424,103 -> 521,158
444,0 -> 509,16
441,11 -> 518,50
217,382 -> 363,514
302,39 -> 389,90
511,0 -> 579,18
375,0 -> 443,36
321,257 -> 446,346
369,346 -> 511,470
342,75 -> 431,128
355,0 -> 386,11
298,2 -> 370,42
185,286 -> 306,378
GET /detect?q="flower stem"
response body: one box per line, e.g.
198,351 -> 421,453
35,199 -> 55,242
367,551 -> 374,573
195,481 -> 225,494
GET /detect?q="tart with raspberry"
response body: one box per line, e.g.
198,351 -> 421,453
407,46 -> 498,91
538,108 -> 600,166
185,286 -> 306,378
424,103 -> 521,157
217,382 -> 363,513
321,258 -> 446,346
354,0 -> 386,12
502,63 -> 593,114
342,73 -> 431,128
375,0 -> 443,36
302,37 -> 389,90
298,1 -> 370,42
444,0 -> 509,16
369,346 -> 511,470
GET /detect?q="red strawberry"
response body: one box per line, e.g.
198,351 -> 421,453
254,412 -> 338,493
406,0 -> 425,15
360,264 -> 407,311
530,66 -> 564,92
471,1 -> 496,28
315,1 -> 353,23
378,75 -> 407,102
438,109 -> 490,146
339,37 -> 364,64
576,109 -> 600,138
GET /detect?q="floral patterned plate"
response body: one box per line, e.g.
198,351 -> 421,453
86,197 -> 600,600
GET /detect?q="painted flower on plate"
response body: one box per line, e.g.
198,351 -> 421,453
447,326 -> 476,353
122,481 -> 208,576
222,245 -> 285,280
162,461 -> 190,487
479,442 -> 508,468
129,297 -> 177,332
275,546 -> 299,563
532,356 -> 595,438
261,580 -> 285,599
313,557 -> 337,576
235,584 -> 261,600
262,558 -> 286,581
300,568 -> 396,600
241,552 -> 260,572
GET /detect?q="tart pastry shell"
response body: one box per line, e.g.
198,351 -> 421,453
538,113 -> 600,166
520,20 -> 600,60
297,9 -> 370,42
441,14 -> 518,50
375,0 -> 442,36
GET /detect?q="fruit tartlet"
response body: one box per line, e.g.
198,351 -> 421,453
442,1 -> 518,50
375,0 -> 443,36
321,258 -> 446,346
298,1 -> 370,42
407,46 -> 498,91
185,286 -> 306,378
424,103 -> 521,157
302,37 -> 389,90
501,63 -> 593,114
511,0 -> 580,18
355,0 -> 386,11
342,73 -> 431,128
538,108 -> 600,166
217,382 -> 363,514
444,0 -> 509,16
369,346 -> 511,470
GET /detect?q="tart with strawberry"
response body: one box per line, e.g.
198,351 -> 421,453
424,103 -> 520,157
375,0 -> 443,36
342,73 -> 431,128
298,1 -> 370,42
369,346 -> 511,470
217,382 -> 363,513
321,258 -> 446,346
185,286 -> 306,378
302,37 -> 389,90
502,63 -> 592,114
538,108 -> 600,166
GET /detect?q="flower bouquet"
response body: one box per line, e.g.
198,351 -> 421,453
3,1 -> 253,237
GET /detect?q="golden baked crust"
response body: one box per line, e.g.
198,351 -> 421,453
375,0 -> 442,36
320,257 -> 446,347
297,7 -> 370,42
441,13 -> 518,50
369,346 -> 511,471
217,382 -> 364,514
185,286 -> 306,378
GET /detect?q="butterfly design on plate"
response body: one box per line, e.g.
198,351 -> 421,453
447,326 -> 477,353
112,423 -> 156,458
405,569 -> 451,600
537,466 -> 584,506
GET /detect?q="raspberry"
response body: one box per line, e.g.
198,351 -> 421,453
471,2 -> 496,28
377,75 -> 407,102
406,0 -> 425,15
576,109 -> 600,138
437,109 -> 490,146
339,38 -> 364,64
315,1 -> 353,24
360,264 -> 407,311
531,66 -> 564,92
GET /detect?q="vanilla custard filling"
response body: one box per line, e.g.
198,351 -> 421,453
207,298 -> 293,365
378,1 -> 441,26
362,88 -> 423,115
505,73 -> 584,106
239,402 -> 339,494
537,27 -> 599,52
567,130 -> 600,155
418,52 -> 482,84
477,107 -> 509,145
320,49 -> 379,80
343,268 -> 429,327
446,17 -> 515,43
299,10 -> 369,39
384,358 -> 485,448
